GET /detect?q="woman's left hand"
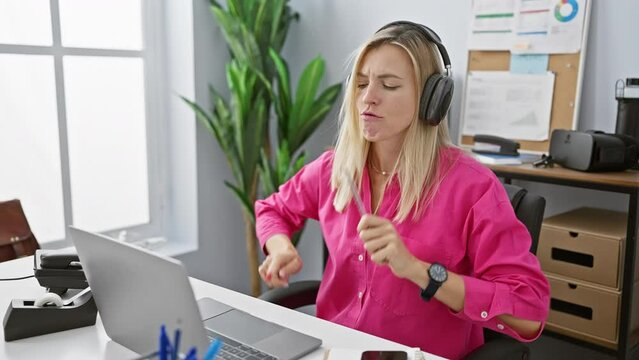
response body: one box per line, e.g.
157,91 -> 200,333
357,214 -> 417,279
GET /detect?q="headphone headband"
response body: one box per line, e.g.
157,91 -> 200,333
362,20 -> 454,126
376,20 -> 451,76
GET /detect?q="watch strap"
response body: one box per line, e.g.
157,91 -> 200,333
420,279 -> 440,301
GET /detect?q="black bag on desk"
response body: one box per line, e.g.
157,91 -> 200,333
549,129 -> 638,172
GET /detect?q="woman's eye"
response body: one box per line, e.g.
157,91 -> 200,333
383,84 -> 400,90
357,83 -> 368,89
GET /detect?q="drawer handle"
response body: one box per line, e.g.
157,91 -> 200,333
551,248 -> 594,267
551,298 -> 593,320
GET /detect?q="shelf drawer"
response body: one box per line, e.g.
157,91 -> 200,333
539,226 -> 621,288
546,274 -> 620,344
538,207 -> 627,289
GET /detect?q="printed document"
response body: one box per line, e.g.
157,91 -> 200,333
461,71 -> 555,141
468,0 -> 516,50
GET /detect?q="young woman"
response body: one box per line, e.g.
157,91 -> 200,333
255,21 -> 549,359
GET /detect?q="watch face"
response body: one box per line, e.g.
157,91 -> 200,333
429,263 -> 447,283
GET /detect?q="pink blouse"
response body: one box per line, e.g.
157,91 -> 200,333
255,148 -> 550,359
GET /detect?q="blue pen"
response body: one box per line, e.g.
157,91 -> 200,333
203,339 -> 223,360
172,329 -> 181,360
159,325 -> 168,360
184,346 -> 197,360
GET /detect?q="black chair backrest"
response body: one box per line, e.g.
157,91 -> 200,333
475,184 -> 546,359
503,184 -> 546,255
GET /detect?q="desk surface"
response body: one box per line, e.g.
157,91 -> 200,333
487,164 -> 639,188
0,257 -> 440,360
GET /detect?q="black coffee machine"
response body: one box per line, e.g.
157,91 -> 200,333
616,78 -> 639,169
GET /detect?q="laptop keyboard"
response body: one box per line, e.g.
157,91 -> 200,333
207,330 -> 277,360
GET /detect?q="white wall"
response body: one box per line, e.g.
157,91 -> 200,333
182,0 -> 637,294
176,0 -> 251,293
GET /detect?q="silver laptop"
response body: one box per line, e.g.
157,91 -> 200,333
69,227 -> 321,360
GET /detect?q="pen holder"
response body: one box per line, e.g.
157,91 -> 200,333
133,328 -> 222,360
2,291 -> 97,341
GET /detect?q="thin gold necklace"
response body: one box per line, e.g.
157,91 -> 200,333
369,160 -> 391,176
369,162 -> 391,215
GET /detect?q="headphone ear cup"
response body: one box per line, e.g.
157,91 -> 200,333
34,292 -> 64,308
420,74 -> 442,122
420,75 -> 454,126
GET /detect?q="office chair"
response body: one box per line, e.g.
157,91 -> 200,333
259,183 -> 546,360
0,199 -> 41,263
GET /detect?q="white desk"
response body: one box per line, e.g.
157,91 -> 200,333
0,256 -> 442,360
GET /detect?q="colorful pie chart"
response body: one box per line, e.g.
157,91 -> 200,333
555,0 -> 579,22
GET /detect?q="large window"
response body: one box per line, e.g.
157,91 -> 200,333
0,0 -> 165,245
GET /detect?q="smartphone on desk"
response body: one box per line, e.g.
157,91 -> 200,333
361,350 -> 407,360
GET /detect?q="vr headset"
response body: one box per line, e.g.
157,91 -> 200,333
549,129 -> 638,172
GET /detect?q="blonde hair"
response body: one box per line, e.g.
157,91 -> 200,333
331,23 -> 455,222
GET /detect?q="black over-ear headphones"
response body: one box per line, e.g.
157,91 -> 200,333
376,21 -> 454,126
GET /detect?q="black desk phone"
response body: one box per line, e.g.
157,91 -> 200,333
39,248 -> 81,269
3,248 -> 96,342
34,248 -> 87,295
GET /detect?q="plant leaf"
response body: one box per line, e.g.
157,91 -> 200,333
294,83 -> 342,149
240,94 -> 267,189
289,57 -> 324,143
224,181 -> 256,224
258,148 -> 276,196
269,49 -> 292,142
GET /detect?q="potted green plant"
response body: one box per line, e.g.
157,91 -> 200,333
183,0 -> 341,296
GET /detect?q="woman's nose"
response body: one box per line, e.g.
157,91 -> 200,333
362,85 -> 379,105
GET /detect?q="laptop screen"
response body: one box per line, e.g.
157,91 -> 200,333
69,227 -> 210,355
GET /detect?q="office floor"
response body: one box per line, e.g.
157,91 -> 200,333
528,334 -> 615,360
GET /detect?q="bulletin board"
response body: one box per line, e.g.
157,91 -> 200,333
460,1 -> 592,153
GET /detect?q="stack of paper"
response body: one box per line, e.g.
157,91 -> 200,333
472,152 -> 541,165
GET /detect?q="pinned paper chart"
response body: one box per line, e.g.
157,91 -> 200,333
468,0 -> 587,53
461,71 -> 556,141
468,0 -> 516,50
555,0 -> 579,22
513,0 -> 586,54
462,0 -> 590,153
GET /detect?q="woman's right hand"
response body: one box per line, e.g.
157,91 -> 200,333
258,235 -> 303,288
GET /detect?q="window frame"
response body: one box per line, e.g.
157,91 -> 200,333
0,0 -> 171,247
